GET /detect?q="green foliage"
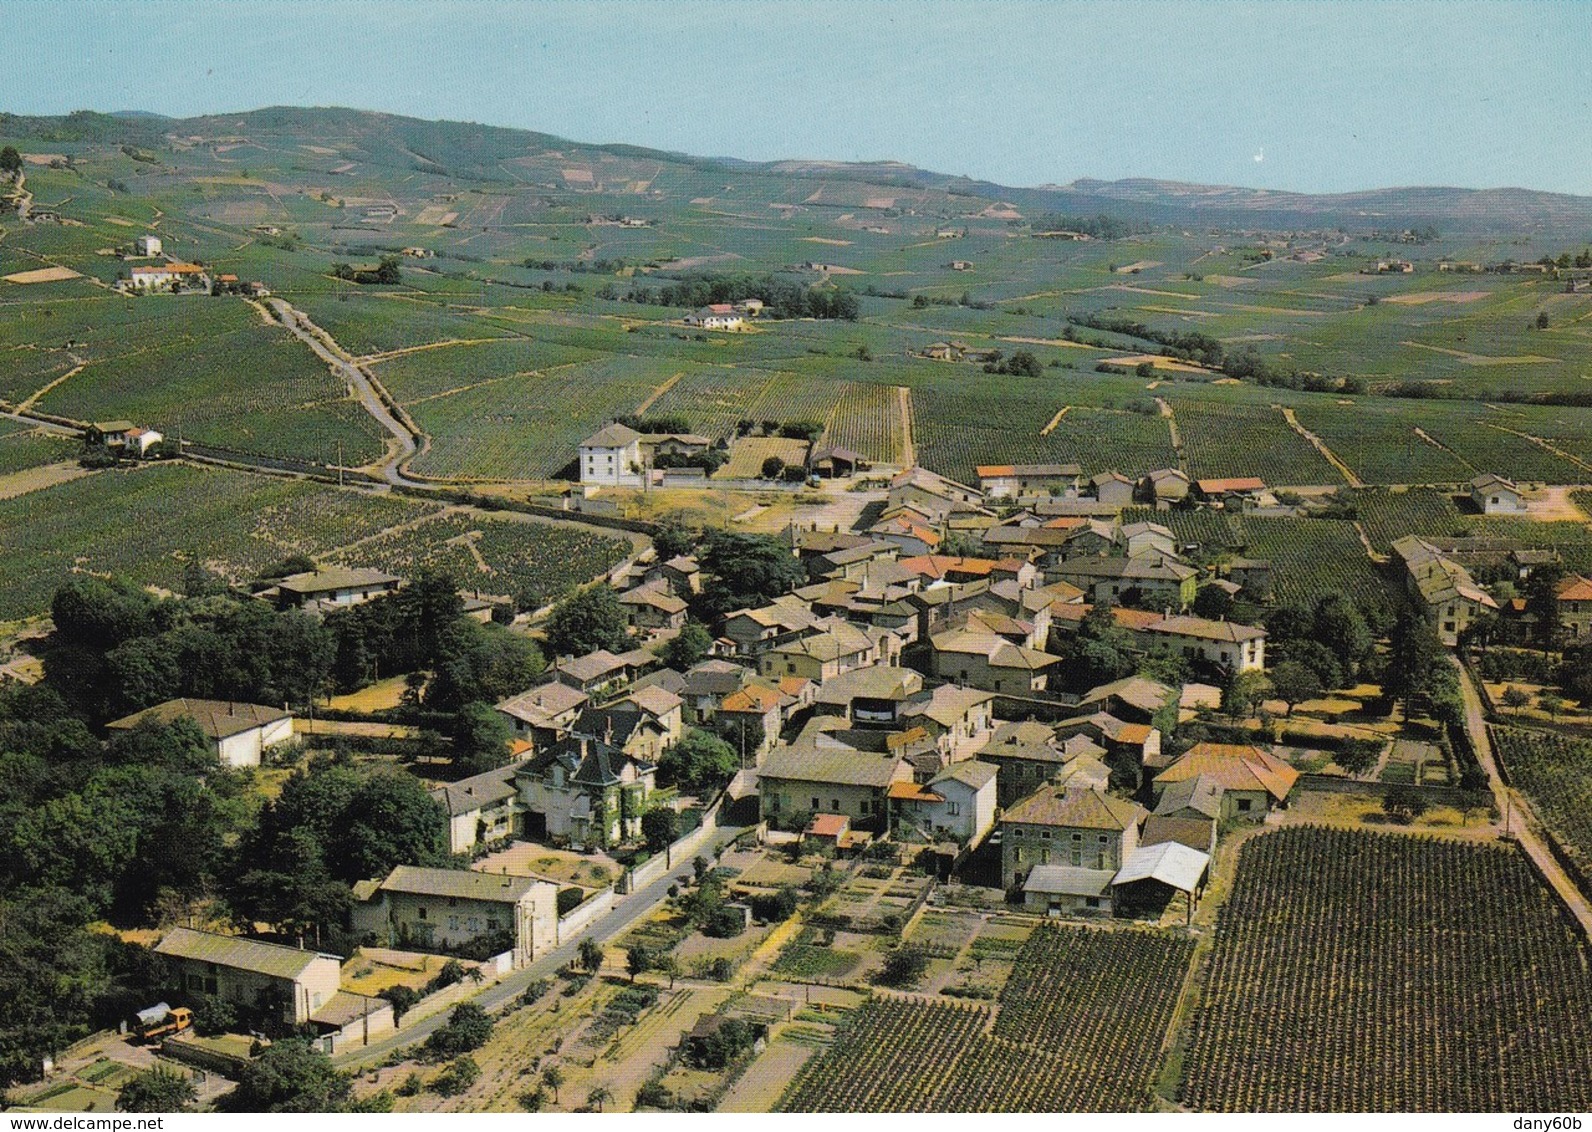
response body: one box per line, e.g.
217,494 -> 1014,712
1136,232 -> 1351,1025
876,944 -> 930,988
660,621 -> 712,671
641,806 -> 678,852
449,701 -> 513,777
116,1066 -> 196,1113
660,728 -> 738,795
378,984 -> 419,1024
425,1004 -> 494,1059
544,584 -> 630,658
696,530 -> 805,620
225,1039 -> 353,1112
429,1056 -> 479,1097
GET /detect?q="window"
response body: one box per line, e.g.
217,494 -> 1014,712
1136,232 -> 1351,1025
417,906 -> 428,921
449,915 -> 460,931
1071,848 -> 1081,866
1237,798 -> 1254,813
1039,830 -> 1051,840
831,798 -> 840,811
811,796 -> 820,810
1071,832 -> 1082,842
1085,897 -> 1101,909
947,801 -> 961,816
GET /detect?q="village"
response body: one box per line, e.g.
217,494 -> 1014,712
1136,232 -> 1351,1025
8,416 -> 1590,1115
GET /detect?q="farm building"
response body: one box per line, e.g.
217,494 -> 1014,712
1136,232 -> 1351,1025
352,865 -> 558,968
809,444 -> 870,478
1090,471 -> 1136,508
618,581 -> 689,629
1143,468 -> 1190,504
579,422 -> 645,486
1050,554 -> 1198,609
1119,521 -> 1176,560
1390,535 -> 1499,647
758,620 -> 884,683
1556,575 -> 1592,639
430,764 -> 522,854
887,759 -> 999,847
133,234 -> 162,256
106,698 -> 293,768
928,625 -> 1059,695
1076,675 -> 1179,725
126,263 -> 208,291
758,716 -> 918,829
1022,865 -> 1117,917
1111,841 -> 1211,922
154,927 -> 341,1025
264,567 -> 401,612
684,304 -> 744,330
1195,477 -> 1267,506
1141,614 -> 1267,675
1153,742 -> 1299,819
1000,785 -> 1143,889
1470,474 -> 1527,515
977,463 -> 1084,500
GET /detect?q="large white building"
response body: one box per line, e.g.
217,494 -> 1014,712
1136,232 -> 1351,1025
579,422 -> 644,486
134,235 -> 163,256
106,698 -> 294,768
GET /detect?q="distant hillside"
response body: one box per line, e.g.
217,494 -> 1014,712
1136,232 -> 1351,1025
3,104 -> 1590,233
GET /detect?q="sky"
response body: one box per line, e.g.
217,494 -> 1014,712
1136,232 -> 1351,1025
9,0 -> 1592,195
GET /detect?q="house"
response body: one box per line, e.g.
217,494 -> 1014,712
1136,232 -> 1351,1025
680,659 -> 754,723
430,765 -> 522,854
1111,842 -> 1211,921
1054,710 -> 1164,777
1076,676 -> 1178,726
928,626 -> 1059,694
1143,468 -> 1190,504
106,698 -> 293,769
1153,742 -> 1299,819
758,620 -> 883,683
1022,865 -> 1117,917
1050,555 -> 1198,608
1090,471 -> 1136,508
649,554 -> 702,597
722,595 -> 822,656
977,720 -> 1068,806
1556,575 -> 1592,639
803,812 -> 868,853
618,582 -> 689,630
716,682 -> 788,761
549,648 -> 653,695
979,525 -> 1078,568
757,716 -> 917,828
888,760 -> 999,846
496,682 -> 590,746
127,263 -> 208,292
579,422 -> 645,486
514,734 -> 657,847
808,445 -> 870,478
869,511 -> 943,557
571,706 -> 670,765
154,928 -> 341,1025
1390,535 -> 1499,647
265,567 -> 401,612
899,684 -> 995,753
134,234 -> 162,256
122,426 -> 164,455
1000,785 -> 1143,888
1224,557 -> 1273,602
353,865 -> 557,968
1119,521 -> 1176,561
888,466 -> 984,517
1470,474 -> 1527,515
641,432 -> 714,460
685,304 -> 745,330
1142,614 -> 1267,675
1195,477 -> 1267,507
977,463 -> 1083,500
612,682 -> 686,745
812,665 -> 925,726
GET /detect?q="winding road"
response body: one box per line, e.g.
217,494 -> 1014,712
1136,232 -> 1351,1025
265,298 -> 426,487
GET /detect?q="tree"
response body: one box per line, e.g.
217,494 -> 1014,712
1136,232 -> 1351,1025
877,944 -> 930,988
661,621 -> 712,671
1312,594 -> 1374,679
545,585 -> 629,658
225,1039 -> 353,1112
654,953 -> 680,989
660,728 -> 739,794
1501,685 -> 1531,713
625,944 -> 654,982
578,937 -> 604,974
1525,562 -> 1566,650
541,1064 -> 565,1104
379,984 -> 419,1024
1539,691 -> 1565,719
1191,585 -> 1235,621
117,1067 -> 197,1113
430,1056 -> 479,1097
0,146 -> 22,176
1536,310 -> 1550,330
760,455 -> 786,479
1268,660 -> 1323,717
587,1085 -> 613,1112
641,806 -> 677,852
1382,785 -> 1429,825
1384,608 -> 1439,717
696,530 -> 805,620
450,701 -> 512,776
1223,670 -> 1271,718
426,1004 -> 494,1059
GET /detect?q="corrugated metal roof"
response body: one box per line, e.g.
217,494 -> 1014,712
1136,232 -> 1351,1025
1112,842 -> 1210,892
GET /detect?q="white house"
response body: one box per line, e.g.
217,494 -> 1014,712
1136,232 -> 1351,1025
352,866 -> 558,969
1470,474 -> 1527,515
127,263 -> 208,292
106,698 -> 294,768
124,426 -> 164,455
1142,614 -> 1267,674
685,304 -> 744,330
154,928 -> 342,1025
134,235 -> 163,257
579,422 -> 645,486
888,760 -> 999,847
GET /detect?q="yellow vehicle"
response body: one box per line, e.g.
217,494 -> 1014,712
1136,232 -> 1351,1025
132,1003 -> 193,1043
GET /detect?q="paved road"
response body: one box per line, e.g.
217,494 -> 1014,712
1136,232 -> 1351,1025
0,408 -> 77,436
265,298 -> 425,488
333,824 -> 746,1070
1452,658 -> 1592,940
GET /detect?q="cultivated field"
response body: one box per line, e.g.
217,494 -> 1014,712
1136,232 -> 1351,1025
1179,826 -> 1592,1111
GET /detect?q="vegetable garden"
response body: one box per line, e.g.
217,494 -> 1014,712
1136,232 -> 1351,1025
1180,826 -> 1592,1111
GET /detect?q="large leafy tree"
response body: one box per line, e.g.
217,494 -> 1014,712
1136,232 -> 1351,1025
697,531 -> 804,620
544,585 -> 629,658
224,1039 -> 353,1112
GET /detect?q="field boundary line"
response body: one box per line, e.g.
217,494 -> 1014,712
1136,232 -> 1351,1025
634,371 -> 684,416
897,386 -> 914,466
1277,405 -> 1362,487
1481,421 -> 1592,476
1412,426 -> 1473,470
1039,405 -> 1070,436
18,361 -> 84,413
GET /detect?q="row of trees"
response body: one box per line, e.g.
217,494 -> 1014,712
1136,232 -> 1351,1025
650,272 -> 860,321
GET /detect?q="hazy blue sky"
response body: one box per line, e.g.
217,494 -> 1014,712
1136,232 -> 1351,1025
11,1 -> 1592,194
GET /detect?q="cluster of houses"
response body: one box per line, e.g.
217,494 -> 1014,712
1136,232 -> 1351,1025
683,299 -> 762,330
577,421 -> 872,487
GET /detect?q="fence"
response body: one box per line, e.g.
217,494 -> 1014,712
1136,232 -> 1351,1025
556,887 -> 617,945
619,793 -> 727,893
